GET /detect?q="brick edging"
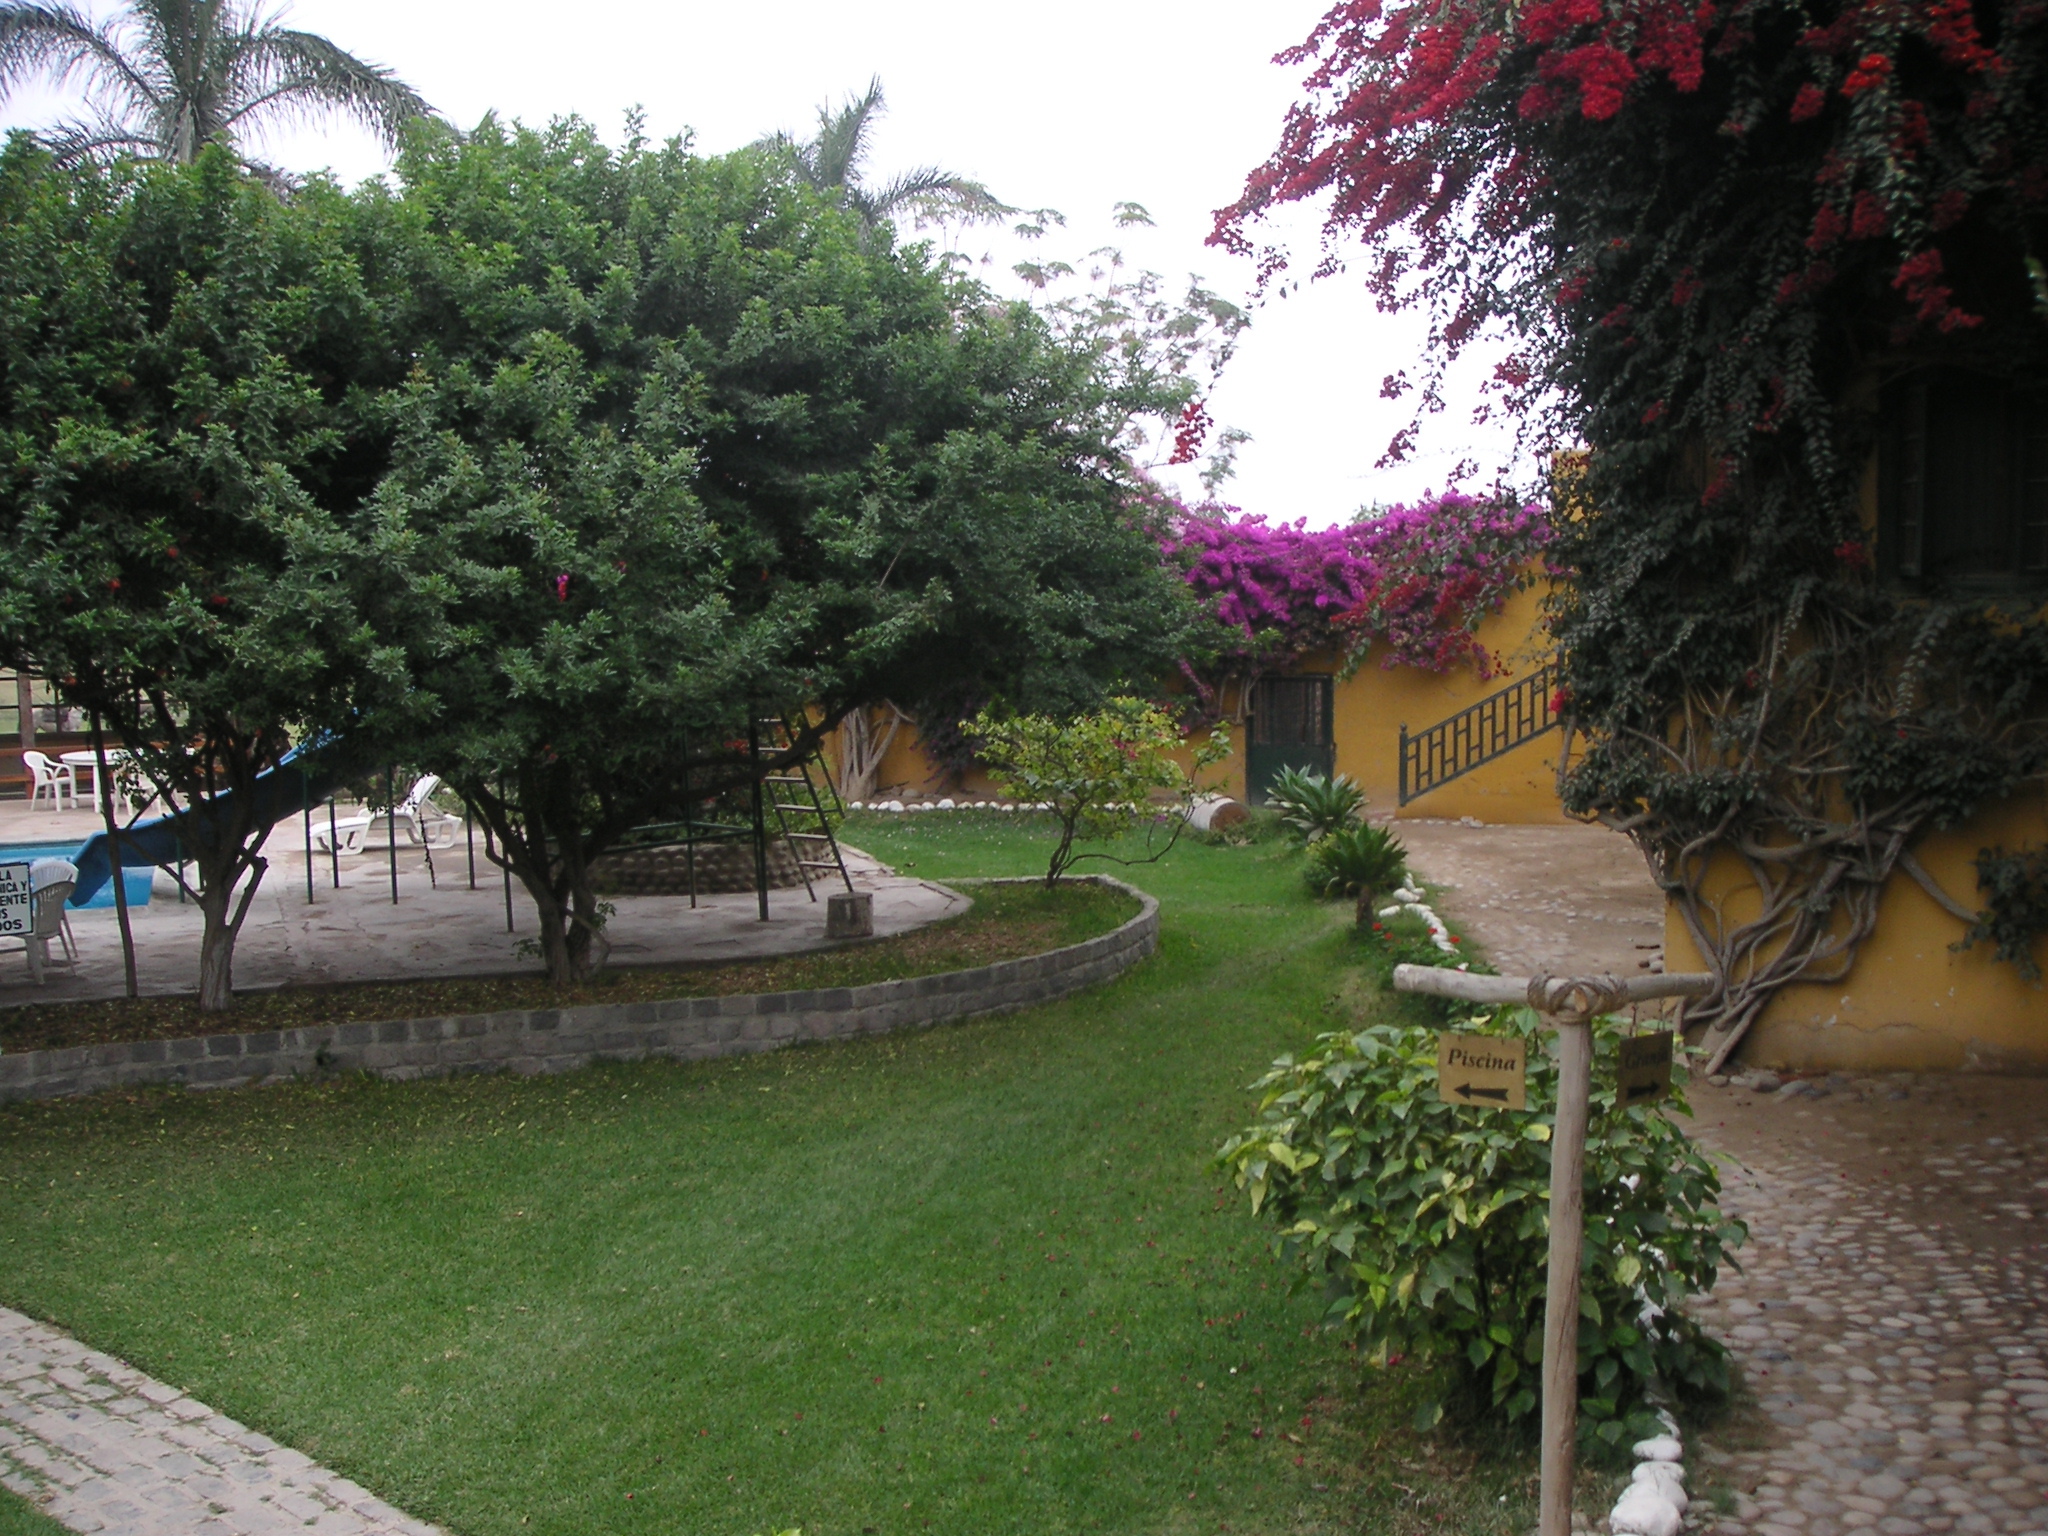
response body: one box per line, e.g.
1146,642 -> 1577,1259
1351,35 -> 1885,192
0,877 -> 1158,1104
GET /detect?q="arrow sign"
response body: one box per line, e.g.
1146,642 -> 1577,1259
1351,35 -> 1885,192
1616,1031 -> 1674,1108
1455,1083 -> 1511,1103
1437,1032 -> 1527,1111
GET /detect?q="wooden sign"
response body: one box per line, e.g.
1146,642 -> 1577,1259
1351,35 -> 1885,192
1616,1031 -> 1675,1108
1436,1032 -> 1527,1110
0,863 -> 30,938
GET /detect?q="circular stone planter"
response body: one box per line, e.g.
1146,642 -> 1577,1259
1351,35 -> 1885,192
0,877 -> 1158,1104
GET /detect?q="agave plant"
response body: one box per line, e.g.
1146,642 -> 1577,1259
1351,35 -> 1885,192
1305,822 -> 1409,923
1264,766 -> 1365,842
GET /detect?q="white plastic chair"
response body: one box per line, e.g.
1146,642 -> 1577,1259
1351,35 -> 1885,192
21,750 -> 73,810
29,858 -> 77,962
7,878 -> 75,983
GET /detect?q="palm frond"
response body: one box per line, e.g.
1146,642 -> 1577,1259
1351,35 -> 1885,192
809,74 -> 882,192
868,166 -> 1012,226
219,24 -> 432,149
37,113 -> 156,163
0,4 -> 158,113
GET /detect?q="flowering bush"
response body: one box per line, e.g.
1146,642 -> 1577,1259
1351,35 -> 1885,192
1341,493 -> 1551,676
1163,491 -> 1549,706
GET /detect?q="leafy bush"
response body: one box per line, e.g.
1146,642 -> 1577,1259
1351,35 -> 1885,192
1217,1009 -> 1743,1445
1305,822 -> 1409,921
1264,767 -> 1366,842
969,698 -> 1230,885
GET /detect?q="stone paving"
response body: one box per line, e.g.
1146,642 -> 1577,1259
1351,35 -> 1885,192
0,1305 -> 439,1536
1682,1073 -> 2048,1535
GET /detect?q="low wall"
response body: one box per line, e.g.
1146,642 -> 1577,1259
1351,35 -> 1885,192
589,839 -> 802,896
0,879 -> 1158,1104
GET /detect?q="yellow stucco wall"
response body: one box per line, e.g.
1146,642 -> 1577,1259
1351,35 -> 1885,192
832,580 -> 1570,822
1663,790 -> 2048,1071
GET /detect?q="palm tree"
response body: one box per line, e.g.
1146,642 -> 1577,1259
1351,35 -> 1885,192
758,77 -> 1009,233
0,0 -> 433,175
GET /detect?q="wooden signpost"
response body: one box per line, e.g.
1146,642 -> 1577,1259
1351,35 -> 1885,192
1394,964 -> 1715,1536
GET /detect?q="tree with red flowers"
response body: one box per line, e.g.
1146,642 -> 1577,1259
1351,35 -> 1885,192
1219,0 -> 2048,1058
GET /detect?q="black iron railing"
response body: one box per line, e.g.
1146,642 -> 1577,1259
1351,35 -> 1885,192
1398,662 -> 1561,805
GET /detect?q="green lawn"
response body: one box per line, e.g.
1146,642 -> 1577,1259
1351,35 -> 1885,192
0,1491 -> 70,1536
0,814 -> 1554,1535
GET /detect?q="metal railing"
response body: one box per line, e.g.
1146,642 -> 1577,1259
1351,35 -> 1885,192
1397,662 -> 1560,805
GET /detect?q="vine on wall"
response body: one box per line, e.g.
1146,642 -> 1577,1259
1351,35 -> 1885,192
1218,0 -> 2048,1055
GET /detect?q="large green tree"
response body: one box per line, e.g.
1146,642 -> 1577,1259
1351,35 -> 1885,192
0,141 -> 399,1008
355,118 -> 1199,984
0,0 -> 432,177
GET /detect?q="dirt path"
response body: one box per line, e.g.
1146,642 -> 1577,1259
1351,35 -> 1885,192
1394,815 -> 1666,978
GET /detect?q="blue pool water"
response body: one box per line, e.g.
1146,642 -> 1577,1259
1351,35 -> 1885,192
0,842 -> 154,908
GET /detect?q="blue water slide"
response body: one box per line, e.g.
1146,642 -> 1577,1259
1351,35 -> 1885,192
67,744 -> 348,905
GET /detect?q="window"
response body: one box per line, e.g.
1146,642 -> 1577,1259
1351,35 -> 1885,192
1879,369 -> 2048,592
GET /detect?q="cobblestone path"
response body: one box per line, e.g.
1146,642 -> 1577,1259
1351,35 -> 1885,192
1690,1075 -> 2048,1535
0,1305 -> 439,1536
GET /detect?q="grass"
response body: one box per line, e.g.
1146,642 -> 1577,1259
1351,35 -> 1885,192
0,876 -> 1138,1055
0,812 -> 1576,1535
0,1492 -> 69,1536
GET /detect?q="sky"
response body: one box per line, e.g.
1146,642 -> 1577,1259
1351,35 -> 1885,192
0,0 -> 1527,526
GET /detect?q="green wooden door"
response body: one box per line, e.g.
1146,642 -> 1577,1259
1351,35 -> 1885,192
1246,676 -> 1334,804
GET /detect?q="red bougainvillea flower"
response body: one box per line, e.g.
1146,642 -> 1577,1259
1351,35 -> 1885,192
1841,53 -> 1893,95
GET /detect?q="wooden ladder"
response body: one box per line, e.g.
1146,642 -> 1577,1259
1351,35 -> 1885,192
756,716 -> 855,900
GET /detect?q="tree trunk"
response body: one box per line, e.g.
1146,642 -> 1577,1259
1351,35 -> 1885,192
193,854 -> 264,1012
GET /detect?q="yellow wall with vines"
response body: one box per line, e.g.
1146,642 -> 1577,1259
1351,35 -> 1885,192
1663,791 -> 2048,1071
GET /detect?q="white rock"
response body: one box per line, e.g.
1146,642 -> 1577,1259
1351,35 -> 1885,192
1377,906 -> 1400,918
937,798 -> 955,809
1631,1433 -> 1684,1462
1608,1486 -> 1682,1536
883,800 -> 904,812
1631,1462 -> 1688,1509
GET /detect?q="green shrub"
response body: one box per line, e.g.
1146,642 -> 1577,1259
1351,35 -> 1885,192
968,699 -> 1230,886
1305,822 -> 1409,920
1217,1008 -> 1743,1445
1264,767 -> 1366,842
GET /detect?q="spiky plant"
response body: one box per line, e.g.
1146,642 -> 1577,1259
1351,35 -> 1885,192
1305,822 -> 1409,924
0,0 -> 433,178
1263,766 -> 1366,843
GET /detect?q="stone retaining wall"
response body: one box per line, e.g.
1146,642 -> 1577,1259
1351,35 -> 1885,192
0,879 -> 1157,1104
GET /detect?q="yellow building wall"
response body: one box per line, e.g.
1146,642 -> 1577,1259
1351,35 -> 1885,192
832,580 -> 1570,822
1663,790 -> 2048,1071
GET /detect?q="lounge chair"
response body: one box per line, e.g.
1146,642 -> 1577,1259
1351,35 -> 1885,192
310,775 -> 457,854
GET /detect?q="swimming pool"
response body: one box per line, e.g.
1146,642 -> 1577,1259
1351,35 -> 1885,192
0,842 -> 154,908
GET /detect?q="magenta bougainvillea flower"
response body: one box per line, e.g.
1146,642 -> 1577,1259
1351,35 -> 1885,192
1160,491 -> 1550,701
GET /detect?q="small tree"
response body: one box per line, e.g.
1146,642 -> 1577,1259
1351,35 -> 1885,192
969,698 -> 1229,886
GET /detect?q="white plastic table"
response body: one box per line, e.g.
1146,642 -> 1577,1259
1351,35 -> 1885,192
58,749 -> 136,814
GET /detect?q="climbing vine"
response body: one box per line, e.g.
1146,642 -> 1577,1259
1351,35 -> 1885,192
1219,0 -> 2048,1053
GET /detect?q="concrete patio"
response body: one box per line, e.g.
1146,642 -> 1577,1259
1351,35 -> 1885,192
0,800 -> 960,1004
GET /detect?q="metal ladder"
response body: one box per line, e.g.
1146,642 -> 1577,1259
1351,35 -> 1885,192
756,716 -> 855,900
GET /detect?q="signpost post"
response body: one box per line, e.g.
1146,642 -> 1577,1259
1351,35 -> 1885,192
1393,964 -> 1715,1536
